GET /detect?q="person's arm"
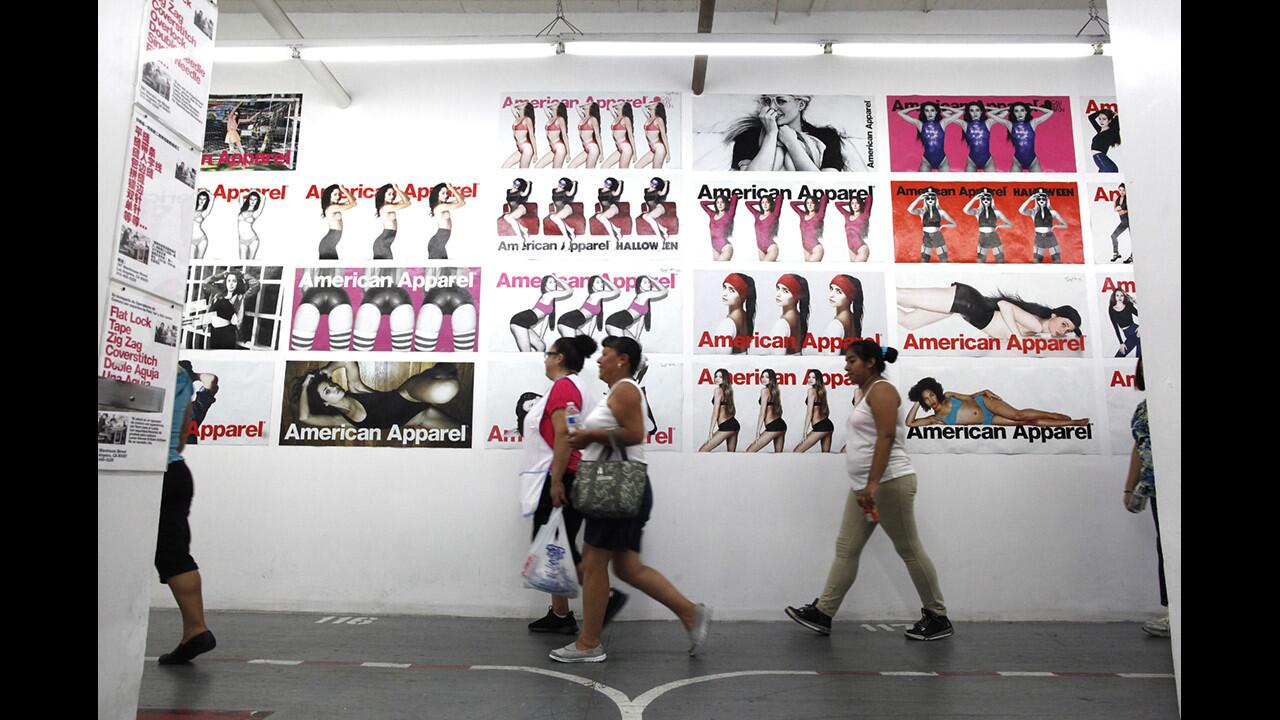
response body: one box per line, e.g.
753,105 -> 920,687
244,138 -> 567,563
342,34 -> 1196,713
1018,197 -> 1036,216
803,389 -> 815,428
1088,111 -> 1103,133
298,375 -> 348,427
394,185 -> 412,210
547,407 -> 572,507
939,209 -> 958,229
995,209 -> 1013,229
1030,105 -> 1054,128
570,382 -> 646,450
340,185 -> 358,210
962,196 -> 980,215
1110,308 -> 1125,344
1051,209 -> 1068,230
989,108 -> 1012,130
177,401 -> 192,454
777,126 -> 822,172
322,360 -> 374,393
616,180 -> 626,199
445,184 -> 467,211
856,383 -> 902,510
941,107 -> 964,129
790,200 -> 806,216
897,107 -> 923,129
708,388 -> 722,437
906,196 -> 925,215
658,118 -> 669,151
756,387 -> 768,435
905,401 -> 938,427
645,283 -> 671,303
746,201 -> 763,219
202,272 -> 226,296
251,196 -> 266,220
835,201 -> 853,220
701,200 -> 718,218
1123,444 -> 1142,511
996,301 -> 1046,337
242,274 -> 262,300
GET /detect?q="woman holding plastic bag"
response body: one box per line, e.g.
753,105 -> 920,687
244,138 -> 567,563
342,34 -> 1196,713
552,336 -> 712,663
519,335 -> 606,635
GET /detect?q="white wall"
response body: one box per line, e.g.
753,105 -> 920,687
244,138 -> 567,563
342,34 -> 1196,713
155,52 -> 1172,623
98,1 -> 163,718
1109,0 -> 1181,707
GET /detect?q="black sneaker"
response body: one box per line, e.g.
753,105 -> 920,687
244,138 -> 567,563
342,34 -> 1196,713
603,589 -> 629,628
785,600 -> 832,635
1123,255 -> 1133,264
157,630 -> 217,665
904,609 -> 953,641
528,608 -> 579,635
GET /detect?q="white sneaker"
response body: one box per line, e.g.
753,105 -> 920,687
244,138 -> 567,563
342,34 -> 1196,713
549,642 -> 607,663
1141,616 -> 1170,638
688,603 -> 712,656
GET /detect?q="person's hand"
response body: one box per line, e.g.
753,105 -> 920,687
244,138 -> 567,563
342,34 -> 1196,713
778,125 -> 799,145
568,430 -> 594,450
1123,490 -> 1141,513
856,482 -> 878,513
981,389 -> 1003,402
759,107 -> 779,133
550,479 -> 567,508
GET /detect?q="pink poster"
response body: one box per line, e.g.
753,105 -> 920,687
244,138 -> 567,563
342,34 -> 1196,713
886,95 -> 1076,173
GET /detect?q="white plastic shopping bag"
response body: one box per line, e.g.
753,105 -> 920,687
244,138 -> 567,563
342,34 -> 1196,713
520,508 -> 581,598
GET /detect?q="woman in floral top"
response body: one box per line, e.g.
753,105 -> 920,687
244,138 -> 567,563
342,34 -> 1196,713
1124,359 -> 1168,637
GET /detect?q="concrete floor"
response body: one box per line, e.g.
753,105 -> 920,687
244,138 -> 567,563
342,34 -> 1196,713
140,609 -> 1178,719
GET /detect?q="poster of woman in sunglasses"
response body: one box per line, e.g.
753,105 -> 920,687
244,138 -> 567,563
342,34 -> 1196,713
693,94 -> 875,172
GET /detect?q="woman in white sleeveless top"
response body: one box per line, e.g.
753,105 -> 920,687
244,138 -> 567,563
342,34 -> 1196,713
786,340 -> 953,640
552,336 -> 712,663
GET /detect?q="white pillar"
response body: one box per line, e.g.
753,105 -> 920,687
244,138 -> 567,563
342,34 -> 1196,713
1107,0 -> 1182,711
98,1 -> 163,717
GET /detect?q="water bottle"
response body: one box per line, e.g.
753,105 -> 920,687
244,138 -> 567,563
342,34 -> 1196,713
1126,483 -> 1150,513
565,402 -> 581,434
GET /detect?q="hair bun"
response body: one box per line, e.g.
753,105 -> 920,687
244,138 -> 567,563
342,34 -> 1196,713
571,335 -> 598,358
882,347 -> 899,364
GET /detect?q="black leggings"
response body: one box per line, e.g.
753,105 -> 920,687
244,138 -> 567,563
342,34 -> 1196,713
949,282 -> 998,329
1152,496 -> 1167,607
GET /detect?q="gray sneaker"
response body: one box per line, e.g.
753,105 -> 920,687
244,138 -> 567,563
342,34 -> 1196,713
1141,616 -> 1170,638
688,603 -> 712,656
549,642 -> 607,663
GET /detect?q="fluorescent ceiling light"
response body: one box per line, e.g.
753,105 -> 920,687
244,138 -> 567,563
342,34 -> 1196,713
566,41 -> 824,57
832,43 -> 1098,58
212,47 -> 295,63
301,44 -> 556,62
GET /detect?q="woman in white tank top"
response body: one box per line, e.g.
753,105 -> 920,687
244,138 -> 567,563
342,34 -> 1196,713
552,336 -> 712,664
785,340 -> 953,641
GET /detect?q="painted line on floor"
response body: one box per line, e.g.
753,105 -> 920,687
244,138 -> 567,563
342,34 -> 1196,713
145,656 -> 1173,680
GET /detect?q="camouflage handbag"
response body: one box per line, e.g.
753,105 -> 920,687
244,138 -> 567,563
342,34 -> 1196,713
573,432 -> 646,518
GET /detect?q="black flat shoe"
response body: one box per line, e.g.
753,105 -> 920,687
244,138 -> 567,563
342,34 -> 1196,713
158,630 -> 217,665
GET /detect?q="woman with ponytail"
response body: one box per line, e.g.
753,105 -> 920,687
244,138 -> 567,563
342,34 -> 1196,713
768,273 -> 809,356
786,341 -> 953,641
716,273 -> 756,355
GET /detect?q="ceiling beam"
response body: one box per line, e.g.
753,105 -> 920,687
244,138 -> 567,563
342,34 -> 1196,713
253,0 -> 352,108
691,0 -> 716,96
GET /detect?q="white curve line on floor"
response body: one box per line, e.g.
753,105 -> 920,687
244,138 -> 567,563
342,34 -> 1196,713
630,671 -> 820,714
471,665 -> 637,717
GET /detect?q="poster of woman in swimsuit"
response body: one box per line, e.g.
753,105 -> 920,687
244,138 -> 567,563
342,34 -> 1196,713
693,181 -> 880,264
487,267 -> 683,355
886,96 -> 1076,173
693,94 -> 875,172
897,360 -> 1100,455
289,266 -> 482,353
889,181 -> 1083,264
894,272 -> 1088,359
493,173 -> 681,258
203,93 -> 304,171
497,92 -> 681,170
693,270 -> 887,356
483,358 -> 682,451
279,361 -> 474,449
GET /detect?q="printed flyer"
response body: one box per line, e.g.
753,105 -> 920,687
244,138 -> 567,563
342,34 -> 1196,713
1087,182 -> 1132,264
494,174 -> 680,257
895,272 -> 1088,358
499,92 -> 681,170
1079,96 -> 1124,174
886,95 -> 1076,173
694,94 -> 876,172
488,268 -> 683,355
279,361 -> 475,449
890,181 -> 1084,264
136,0 -> 218,144
203,93 -> 303,172
290,267 -> 481,352
690,180 -> 879,263
897,360 -> 1100,455
114,110 -> 200,300
98,284 -> 182,471
1096,272 -> 1140,359
693,269 -> 887,356
176,357 -> 275,446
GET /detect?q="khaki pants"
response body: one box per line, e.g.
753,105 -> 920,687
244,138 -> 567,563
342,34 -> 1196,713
816,474 -> 947,618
